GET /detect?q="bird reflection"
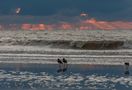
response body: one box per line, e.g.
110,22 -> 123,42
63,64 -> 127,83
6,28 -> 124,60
57,58 -> 68,73
62,68 -> 67,72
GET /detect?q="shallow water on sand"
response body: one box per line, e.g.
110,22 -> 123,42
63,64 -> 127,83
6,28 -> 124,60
0,63 -> 132,90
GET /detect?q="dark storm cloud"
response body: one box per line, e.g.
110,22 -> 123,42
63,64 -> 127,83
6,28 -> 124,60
0,0 -> 132,20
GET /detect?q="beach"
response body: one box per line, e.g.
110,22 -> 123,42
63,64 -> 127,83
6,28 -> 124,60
0,30 -> 132,65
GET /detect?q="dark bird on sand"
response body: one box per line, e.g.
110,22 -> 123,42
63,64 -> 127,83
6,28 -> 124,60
57,58 -> 68,73
62,58 -> 67,63
125,62 -> 129,66
57,59 -> 63,64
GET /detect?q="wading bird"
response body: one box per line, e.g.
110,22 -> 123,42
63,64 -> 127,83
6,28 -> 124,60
57,58 -> 63,64
57,58 -> 63,73
125,62 -> 129,66
124,62 -> 130,75
57,58 -> 68,73
62,58 -> 67,64
62,58 -> 68,71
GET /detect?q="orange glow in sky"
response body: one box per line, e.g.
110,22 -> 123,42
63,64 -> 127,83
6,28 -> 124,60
1,18 -> 132,30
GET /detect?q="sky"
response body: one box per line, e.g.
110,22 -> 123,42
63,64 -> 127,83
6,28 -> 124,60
0,0 -> 132,20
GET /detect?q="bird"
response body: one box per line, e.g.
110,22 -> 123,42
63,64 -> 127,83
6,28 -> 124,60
124,62 -> 130,75
62,58 -> 68,69
62,58 -> 67,64
57,58 -> 63,72
124,62 -> 129,66
57,58 -> 63,64
57,58 -> 68,73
